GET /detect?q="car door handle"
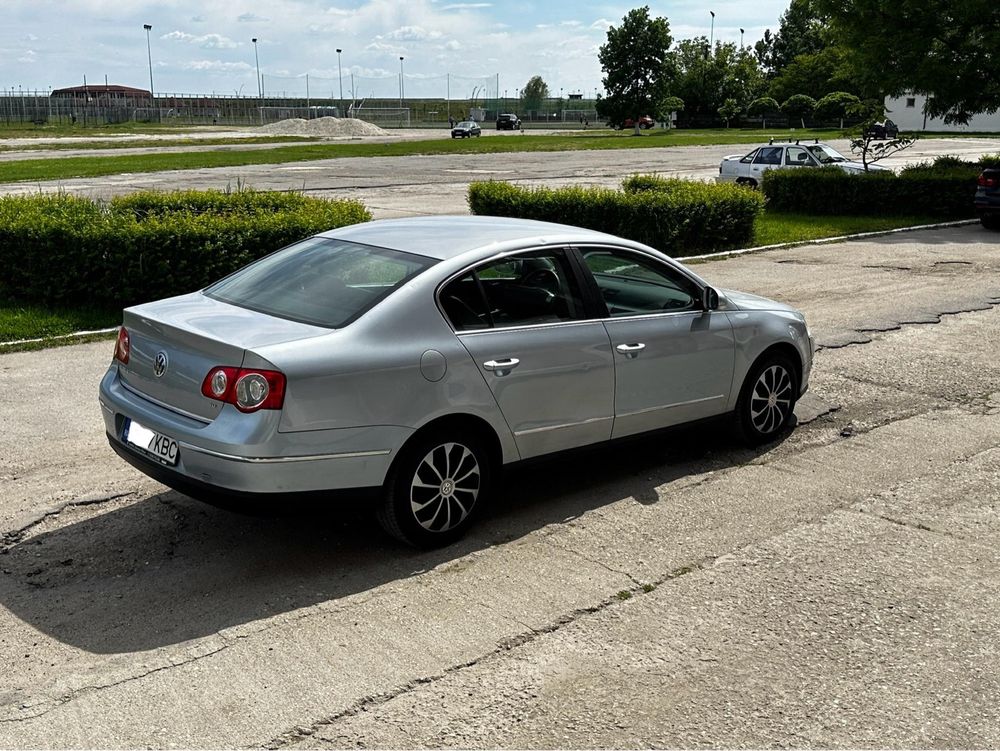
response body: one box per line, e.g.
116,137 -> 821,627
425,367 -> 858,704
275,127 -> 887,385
483,358 -> 520,376
616,343 -> 646,358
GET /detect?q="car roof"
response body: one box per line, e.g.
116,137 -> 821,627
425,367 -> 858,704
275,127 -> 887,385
320,215 -> 645,261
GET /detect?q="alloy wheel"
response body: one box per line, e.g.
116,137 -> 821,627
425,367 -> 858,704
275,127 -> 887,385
410,442 -> 481,533
750,364 -> 793,435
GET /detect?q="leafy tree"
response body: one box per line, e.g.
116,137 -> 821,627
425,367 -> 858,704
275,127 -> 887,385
781,94 -> 816,128
814,0 -> 1000,122
596,6 -> 676,133
748,96 -> 780,128
659,96 -> 685,128
669,39 -> 766,121
521,76 -> 550,112
718,98 -> 741,127
768,46 -> 858,102
756,0 -> 828,76
815,91 -> 860,128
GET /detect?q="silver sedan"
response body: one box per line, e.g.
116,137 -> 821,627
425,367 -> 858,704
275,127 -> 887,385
99,216 -> 813,546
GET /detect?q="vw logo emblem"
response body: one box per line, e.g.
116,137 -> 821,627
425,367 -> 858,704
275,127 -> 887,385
153,351 -> 169,378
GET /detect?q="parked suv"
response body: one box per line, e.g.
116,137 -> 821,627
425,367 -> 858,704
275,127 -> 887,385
976,167 -> 1000,229
864,119 -> 899,139
496,113 -> 521,130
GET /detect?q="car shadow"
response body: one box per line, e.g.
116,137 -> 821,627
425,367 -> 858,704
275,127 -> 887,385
0,420 -> 787,654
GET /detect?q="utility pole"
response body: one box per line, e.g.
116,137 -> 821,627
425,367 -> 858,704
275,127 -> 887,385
336,48 -> 344,116
398,56 -> 404,109
143,24 -> 154,103
252,37 -> 262,124
709,11 -> 715,52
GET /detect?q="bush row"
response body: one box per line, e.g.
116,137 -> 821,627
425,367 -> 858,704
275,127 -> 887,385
761,158 -> 988,217
468,177 -> 764,256
0,190 -> 371,308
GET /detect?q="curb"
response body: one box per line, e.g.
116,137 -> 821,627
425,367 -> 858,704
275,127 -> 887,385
683,218 -> 980,262
1,327 -> 118,349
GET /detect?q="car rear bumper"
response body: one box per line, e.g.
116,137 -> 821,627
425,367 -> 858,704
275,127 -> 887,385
100,365 -> 409,494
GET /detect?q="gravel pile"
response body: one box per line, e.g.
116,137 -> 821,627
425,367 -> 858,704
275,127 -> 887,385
261,117 -> 388,137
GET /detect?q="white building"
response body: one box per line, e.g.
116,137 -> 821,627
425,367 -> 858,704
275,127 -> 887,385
885,93 -> 1000,133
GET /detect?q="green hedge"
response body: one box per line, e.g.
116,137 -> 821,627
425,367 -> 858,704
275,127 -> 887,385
0,190 -> 371,308
761,162 -> 981,217
468,177 -> 764,256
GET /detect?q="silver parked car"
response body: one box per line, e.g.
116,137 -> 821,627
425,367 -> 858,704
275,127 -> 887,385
100,216 -> 813,546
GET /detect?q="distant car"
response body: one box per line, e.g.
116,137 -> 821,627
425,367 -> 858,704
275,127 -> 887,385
496,113 -> 521,130
717,140 -> 890,188
451,121 -> 482,138
616,116 -> 655,130
975,167 -> 1000,230
864,119 -> 899,140
100,216 -> 813,547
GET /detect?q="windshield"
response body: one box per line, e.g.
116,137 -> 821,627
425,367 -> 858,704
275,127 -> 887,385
458,121 -> 475,127
205,237 -> 436,328
807,144 -> 849,164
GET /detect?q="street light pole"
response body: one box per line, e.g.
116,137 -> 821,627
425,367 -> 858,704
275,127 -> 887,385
398,56 -> 404,109
336,48 -> 344,116
709,11 -> 715,52
740,27 -> 745,49
142,24 -> 154,102
251,38 -> 262,99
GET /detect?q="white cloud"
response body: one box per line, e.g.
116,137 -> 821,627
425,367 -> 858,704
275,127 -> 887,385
384,26 -> 443,41
560,20 -> 582,27
18,50 -> 37,64
24,33 -> 39,41
444,39 -> 462,50
162,30 -> 239,49
237,12 -> 269,23
590,18 -> 613,31
183,60 -> 253,72
441,3 -> 492,9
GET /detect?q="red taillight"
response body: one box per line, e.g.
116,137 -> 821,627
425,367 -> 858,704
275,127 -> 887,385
201,366 -> 286,412
114,327 -> 130,364
979,173 -> 998,188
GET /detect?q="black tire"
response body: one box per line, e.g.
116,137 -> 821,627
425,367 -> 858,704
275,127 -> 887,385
736,353 -> 800,446
980,214 -> 1000,231
377,431 -> 491,547
736,177 -> 758,189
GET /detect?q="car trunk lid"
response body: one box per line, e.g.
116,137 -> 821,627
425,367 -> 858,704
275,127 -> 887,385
118,292 -> 329,421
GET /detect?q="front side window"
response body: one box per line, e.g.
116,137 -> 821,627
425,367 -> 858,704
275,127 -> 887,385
807,144 -> 848,164
740,148 -> 759,164
784,146 -> 816,166
205,237 -> 435,328
581,248 -> 701,317
441,249 -> 583,330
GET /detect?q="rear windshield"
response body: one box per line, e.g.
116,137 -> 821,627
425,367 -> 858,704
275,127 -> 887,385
205,237 -> 436,328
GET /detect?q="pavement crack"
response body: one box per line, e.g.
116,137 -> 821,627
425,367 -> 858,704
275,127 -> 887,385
1,492 -> 134,553
814,298 -> 1000,352
540,535 -> 644,587
0,640 -> 233,725
852,508 -> 967,543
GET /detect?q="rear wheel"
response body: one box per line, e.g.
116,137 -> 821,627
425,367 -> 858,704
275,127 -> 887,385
737,353 -> 799,446
735,177 -> 758,189
377,432 -> 491,547
981,214 -> 1000,230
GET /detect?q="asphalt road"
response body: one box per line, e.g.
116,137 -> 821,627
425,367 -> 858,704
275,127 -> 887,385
2,224 -> 999,748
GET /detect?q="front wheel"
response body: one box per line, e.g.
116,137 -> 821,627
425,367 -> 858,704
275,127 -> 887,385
377,433 -> 491,547
737,354 -> 799,446
981,214 -> 1000,231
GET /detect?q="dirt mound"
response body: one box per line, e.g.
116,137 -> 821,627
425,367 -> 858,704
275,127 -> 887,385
260,117 -> 388,137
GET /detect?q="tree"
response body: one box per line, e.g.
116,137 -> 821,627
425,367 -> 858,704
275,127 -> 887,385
781,94 -> 816,128
755,0 -> 828,76
596,6 -> 676,133
668,39 -> 766,122
718,98 -> 741,128
767,46 -> 858,102
814,0 -> 1000,123
521,76 -> 550,113
748,96 -> 780,128
847,98 -> 916,171
815,91 -> 860,128
660,95 -> 685,128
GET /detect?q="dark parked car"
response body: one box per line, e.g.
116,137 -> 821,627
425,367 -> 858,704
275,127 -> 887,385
864,119 -> 899,139
496,113 -> 521,130
617,116 -> 655,130
975,167 -> 1000,230
451,121 -> 482,138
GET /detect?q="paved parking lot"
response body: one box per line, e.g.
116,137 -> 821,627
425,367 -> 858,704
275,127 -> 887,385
2,223 -> 998,747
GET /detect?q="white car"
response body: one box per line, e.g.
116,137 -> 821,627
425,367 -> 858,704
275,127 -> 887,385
717,140 -> 889,187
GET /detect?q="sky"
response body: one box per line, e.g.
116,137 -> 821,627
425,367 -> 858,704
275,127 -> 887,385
2,0 -> 791,100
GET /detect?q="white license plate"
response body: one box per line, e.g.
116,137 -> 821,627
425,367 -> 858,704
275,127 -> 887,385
123,418 -> 179,466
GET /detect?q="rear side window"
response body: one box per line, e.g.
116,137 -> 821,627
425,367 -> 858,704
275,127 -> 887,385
754,146 -> 784,165
205,237 -> 436,328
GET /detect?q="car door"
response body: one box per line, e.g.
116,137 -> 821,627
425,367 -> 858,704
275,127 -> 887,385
440,248 -> 615,459
784,145 -> 820,168
575,246 -> 735,440
750,145 -> 784,181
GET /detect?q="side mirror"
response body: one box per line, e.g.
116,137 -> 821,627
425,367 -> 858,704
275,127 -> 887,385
702,286 -> 720,311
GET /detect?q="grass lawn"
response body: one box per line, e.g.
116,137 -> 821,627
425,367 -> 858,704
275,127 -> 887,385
0,128 -> 846,184
0,208 -> 957,352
